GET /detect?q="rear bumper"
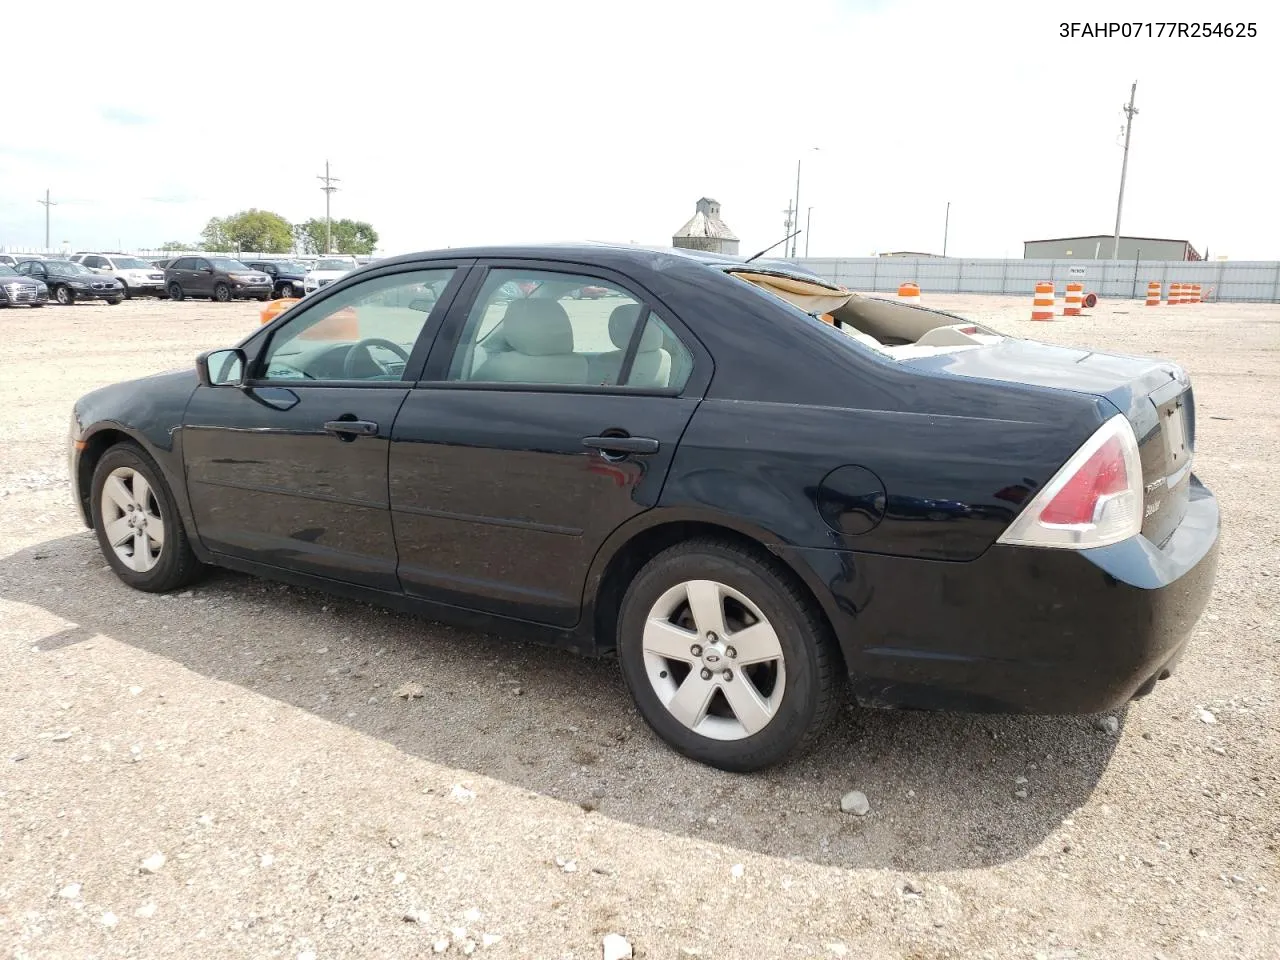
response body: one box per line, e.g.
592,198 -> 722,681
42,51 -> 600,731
779,476 -> 1220,714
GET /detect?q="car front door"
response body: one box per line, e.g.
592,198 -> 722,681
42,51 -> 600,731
181,263 -> 469,590
389,262 -> 708,627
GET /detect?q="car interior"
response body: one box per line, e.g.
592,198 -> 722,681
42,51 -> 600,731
729,269 -> 1006,358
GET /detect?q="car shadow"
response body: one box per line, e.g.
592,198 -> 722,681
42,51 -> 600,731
3,533 -> 1120,872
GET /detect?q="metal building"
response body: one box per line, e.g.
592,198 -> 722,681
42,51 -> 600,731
1023,235 -> 1202,261
672,198 -> 739,256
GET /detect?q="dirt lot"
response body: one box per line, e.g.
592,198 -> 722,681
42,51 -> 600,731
1,293 -> 1276,959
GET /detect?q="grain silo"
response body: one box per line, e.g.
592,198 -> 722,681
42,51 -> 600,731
672,198 -> 739,256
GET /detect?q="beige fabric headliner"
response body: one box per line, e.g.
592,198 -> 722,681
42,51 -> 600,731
730,271 -> 853,315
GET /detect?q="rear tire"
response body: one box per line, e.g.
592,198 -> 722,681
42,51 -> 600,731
213,283 -> 231,303
617,539 -> 841,772
90,444 -> 203,593
279,282 -> 294,298
106,298 -> 121,306
167,282 -> 184,301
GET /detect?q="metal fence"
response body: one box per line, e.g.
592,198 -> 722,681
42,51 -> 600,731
790,257 -> 1280,303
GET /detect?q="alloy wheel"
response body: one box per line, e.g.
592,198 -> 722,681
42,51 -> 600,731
641,579 -> 786,741
55,286 -> 72,305
99,466 -> 165,573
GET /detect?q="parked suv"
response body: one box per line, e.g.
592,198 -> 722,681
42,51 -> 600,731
16,259 -> 123,305
245,260 -> 309,300
164,256 -> 272,302
71,253 -> 166,299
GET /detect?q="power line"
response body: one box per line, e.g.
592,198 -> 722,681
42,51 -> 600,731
37,188 -> 57,251
316,160 -> 341,254
1112,81 -> 1139,261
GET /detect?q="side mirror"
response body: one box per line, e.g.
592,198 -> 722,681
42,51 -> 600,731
197,348 -> 247,387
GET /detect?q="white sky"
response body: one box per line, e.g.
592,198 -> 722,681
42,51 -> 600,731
1,0 -> 1276,259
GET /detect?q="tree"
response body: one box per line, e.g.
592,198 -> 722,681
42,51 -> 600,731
199,217 -> 229,251
198,209 -> 294,253
158,240 -> 195,251
294,217 -> 379,255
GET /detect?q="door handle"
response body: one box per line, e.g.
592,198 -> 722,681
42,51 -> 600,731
583,435 -> 659,456
324,419 -> 379,438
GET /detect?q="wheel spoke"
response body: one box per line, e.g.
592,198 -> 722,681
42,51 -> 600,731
105,516 -> 134,547
642,618 -> 697,662
728,620 -> 783,666
666,673 -> 716,730
722,673 -> 774,736
146,521 -> 165,550
131,473 -> 153,512
128,531 -> 150,571
102,475 -> 133,514
684,580 -> 727,638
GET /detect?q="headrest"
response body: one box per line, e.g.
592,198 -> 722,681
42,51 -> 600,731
608,304 -> 662,351
502,299 -> 574,355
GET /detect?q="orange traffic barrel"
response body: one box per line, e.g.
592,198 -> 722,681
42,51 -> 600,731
1145,282 -> 1161,306
1030,281 -> 1055,321
1083,292 -> 1098,309
897,281 -> 921,305
1191,283 -> 1202,303
1063,282 -> 1083,317
1168,282 -> 1182,305
260,297 -> 300,325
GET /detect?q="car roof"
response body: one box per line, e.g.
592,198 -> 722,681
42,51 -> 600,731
370,243 -> 844,290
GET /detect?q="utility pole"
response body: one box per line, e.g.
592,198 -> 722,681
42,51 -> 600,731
316,160 -> 340,254
943,201 -> 950,256
782,201 -> 796,252
37,189 -> 57,251
1112,81 -> 1138,261
790,159 -> 801,257
805,206 -> 814,258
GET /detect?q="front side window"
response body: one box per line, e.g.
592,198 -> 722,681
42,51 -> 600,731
208,257 -> 248,272
258,268 -> 455,383
446,268 -> 693,390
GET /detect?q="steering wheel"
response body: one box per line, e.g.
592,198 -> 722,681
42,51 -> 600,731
342,338 -> 411,378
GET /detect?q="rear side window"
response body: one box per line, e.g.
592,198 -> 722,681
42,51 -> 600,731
446,268 -> 693,390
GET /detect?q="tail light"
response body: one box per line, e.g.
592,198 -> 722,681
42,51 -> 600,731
997,415 -> 1143,549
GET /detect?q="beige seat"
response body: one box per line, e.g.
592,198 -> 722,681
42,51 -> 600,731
472,299 -> 588,384
588,304 -> 672,387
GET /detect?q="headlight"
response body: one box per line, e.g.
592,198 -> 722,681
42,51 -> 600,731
36,282 -> 48,292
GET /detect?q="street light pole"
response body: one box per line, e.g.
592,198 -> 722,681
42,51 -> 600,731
943,200 -> 950,257
791,159 -> 801,258
805,206 -> 813,258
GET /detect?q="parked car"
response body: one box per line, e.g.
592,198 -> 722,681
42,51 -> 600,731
164,256 -> 272,302
0,263 -> 49,307
245,259 -> 309,300
71,252 -> 166,299
0,254 -> 43,268
302,257 -> 357,295
67,244 -> 1219,771
17,258 -> 122,305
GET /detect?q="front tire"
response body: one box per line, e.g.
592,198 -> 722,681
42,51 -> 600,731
106,298 -> 121,306
617,539 -> 841,772
167,282 -> 184,301
54,285 -> 74,305
91,445 -> 203,592
213,283 -> 231,303
121,282 -> 132,300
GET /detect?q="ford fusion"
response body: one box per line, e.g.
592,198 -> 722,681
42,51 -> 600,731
68,245 -> 1219,771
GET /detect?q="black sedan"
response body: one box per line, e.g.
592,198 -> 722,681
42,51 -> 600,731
67,245 -> 1220,771
0,263 -> 50,307
18,258 -> 122,305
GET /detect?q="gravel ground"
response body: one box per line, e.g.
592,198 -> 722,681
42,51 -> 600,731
1,294 -> 1276,959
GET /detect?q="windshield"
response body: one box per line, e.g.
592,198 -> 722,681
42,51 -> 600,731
314,259 -> 353,271
113,256 -> 152,269
209,258 -> 250,272
49,260 -> 91,274
0,265 -> 17,277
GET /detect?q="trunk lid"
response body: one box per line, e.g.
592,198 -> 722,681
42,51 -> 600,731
905,339 -> 1195,546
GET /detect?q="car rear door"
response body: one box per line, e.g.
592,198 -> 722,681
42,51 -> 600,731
389,260 -> 710,627
189,257 -> 214,297
182,262 -> 471,591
